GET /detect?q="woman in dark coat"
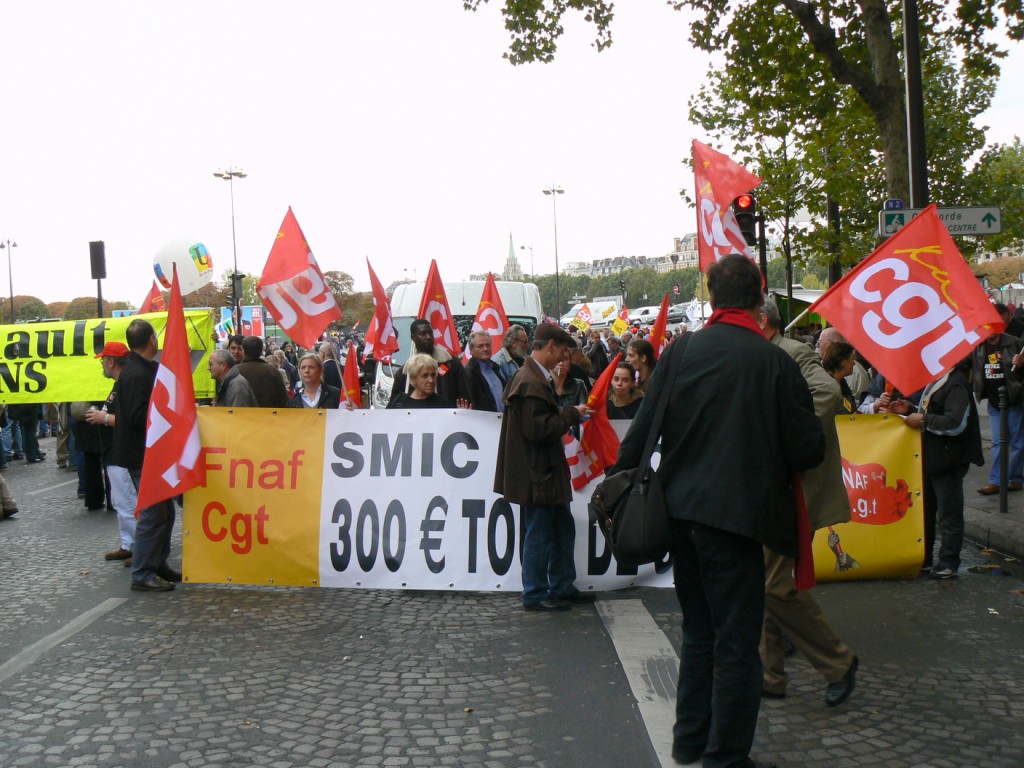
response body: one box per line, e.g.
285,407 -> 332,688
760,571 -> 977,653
388,354 -> 470,410
288,353 -> 342,409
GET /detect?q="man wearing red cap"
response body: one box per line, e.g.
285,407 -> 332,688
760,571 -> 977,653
85,342 -> 135,566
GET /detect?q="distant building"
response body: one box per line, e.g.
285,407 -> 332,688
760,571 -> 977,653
976,245 -> 1024,264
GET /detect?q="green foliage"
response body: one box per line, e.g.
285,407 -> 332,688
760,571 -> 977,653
14,295 -> 49,321
463,0 -> 614,64
966,137 -> 1024,251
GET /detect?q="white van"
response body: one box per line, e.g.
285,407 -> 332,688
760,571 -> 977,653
371,280 -> 543,407
627,305 -> 661,325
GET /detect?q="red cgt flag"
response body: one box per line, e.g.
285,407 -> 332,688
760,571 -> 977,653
809,204 -> 1004,395
362,258 -> 400,362
257,207 -> 342,349
648,293 -> 671,359
138,281 -> 166,314
135,265 -> 203,513
418,259 -> 461,357
570,352 -> 624,490
343,340 -> 362,408
692,139 -> 761,272
463,273 -> 510,361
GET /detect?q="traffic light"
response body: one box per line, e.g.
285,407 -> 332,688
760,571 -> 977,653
229,272 -> 244,305
619,279 -> 626,292
732,193 -> 758,247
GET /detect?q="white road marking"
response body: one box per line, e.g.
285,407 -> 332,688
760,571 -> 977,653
22,478 -> 78,496
597,599 -> 698,768
0,597 -> 127,684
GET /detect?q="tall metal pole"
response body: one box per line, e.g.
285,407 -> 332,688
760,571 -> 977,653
1,239 -> 16,324
903,0 -> 929,207
542,186 -> 564,319
214,167 -> 247,334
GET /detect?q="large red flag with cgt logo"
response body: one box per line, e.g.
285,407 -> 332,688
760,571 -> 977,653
257,207 -> 342,348
418,259 -> 462,357
809,204 -> 1003,396
692,139 -> 761,272
135,266 -> 203,513
463,272 -> 510,361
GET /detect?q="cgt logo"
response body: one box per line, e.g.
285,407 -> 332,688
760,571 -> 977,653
847,247 -> 982,375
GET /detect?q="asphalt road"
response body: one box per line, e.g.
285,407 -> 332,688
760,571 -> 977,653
2,438 -> 1023,768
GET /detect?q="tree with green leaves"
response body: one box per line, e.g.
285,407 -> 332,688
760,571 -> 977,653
469,1 -> 1021,203
966,137 -> 1024,251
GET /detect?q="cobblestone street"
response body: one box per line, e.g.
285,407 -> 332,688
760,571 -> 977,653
2,437 -> 1023,768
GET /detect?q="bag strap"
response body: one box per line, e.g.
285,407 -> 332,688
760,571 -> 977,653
638,331 -> 692,469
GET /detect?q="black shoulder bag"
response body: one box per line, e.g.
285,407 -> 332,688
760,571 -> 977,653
589,332 -> 690,567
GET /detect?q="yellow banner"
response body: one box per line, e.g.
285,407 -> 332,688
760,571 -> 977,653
184,409 -> 326,587
0,310 -> 216,403
814,414 -> 923,581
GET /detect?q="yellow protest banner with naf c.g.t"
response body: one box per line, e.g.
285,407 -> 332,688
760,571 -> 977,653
183,408 -> 325,587
814,414 -> 924,581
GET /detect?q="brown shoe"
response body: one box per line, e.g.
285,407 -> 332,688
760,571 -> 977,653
978,484 -> 999,495
123,558 -> 132,567
1010,482 -> 1023,492
105,547 -> 132,561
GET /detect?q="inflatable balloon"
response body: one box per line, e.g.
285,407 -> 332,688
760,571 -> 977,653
153,238 -> 215,295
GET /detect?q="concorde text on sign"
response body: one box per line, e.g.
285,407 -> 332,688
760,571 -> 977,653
879,206 -> 1001,237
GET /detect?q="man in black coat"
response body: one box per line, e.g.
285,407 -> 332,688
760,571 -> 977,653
235,336 -> 289,408
614,255 -> 825,768
113,319 -> 181,593
464,331 -> 507,412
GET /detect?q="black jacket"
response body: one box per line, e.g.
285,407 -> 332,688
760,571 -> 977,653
111,352 -> 158,470
614,322 -> 825,558
922,369 -> 984,475
465,357 -> 508,412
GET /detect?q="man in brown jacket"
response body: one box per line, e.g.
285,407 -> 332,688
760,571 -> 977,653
494,323 -> 593,612
760,299 -> 859,707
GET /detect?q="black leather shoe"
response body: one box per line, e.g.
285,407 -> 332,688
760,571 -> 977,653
157,567 -> 183,583
671,746 -> 702,765
523,598 -> 570,612
825,655 -> 859,707
562,591 -> 597,604
131,576 -> 176,592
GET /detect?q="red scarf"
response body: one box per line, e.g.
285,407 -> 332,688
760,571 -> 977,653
705,307 -> 764,335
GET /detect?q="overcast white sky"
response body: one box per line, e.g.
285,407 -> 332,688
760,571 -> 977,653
1,1 -> 1021,306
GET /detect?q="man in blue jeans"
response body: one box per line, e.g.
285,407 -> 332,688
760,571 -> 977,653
494,323 -> 593,612
971,330 -> 1024,495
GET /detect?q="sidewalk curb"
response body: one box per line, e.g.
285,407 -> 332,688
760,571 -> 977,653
965,504 -> 1024,560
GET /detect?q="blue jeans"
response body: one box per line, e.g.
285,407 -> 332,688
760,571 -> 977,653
129,469 -> 176,583
670,520 -> 764,768
2,420 -> 23,457
987,401 -> 1024,485
520,503 -> 577,605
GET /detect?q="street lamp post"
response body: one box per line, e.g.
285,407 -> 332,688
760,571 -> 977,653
542,186 -> 564,318
0,239 -> 16,324
213,167 -> 247,332
520,244 -> 534,278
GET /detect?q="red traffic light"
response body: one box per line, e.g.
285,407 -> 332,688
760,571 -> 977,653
735,193 -> 755,211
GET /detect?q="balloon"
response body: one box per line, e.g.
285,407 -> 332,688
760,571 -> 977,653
153,238 -> 215,295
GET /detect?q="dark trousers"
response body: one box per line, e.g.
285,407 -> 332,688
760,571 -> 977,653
128,468 -> 176,583
16,414 -> 41,460
923,465 -> 967,572
670,520 -> 765,768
